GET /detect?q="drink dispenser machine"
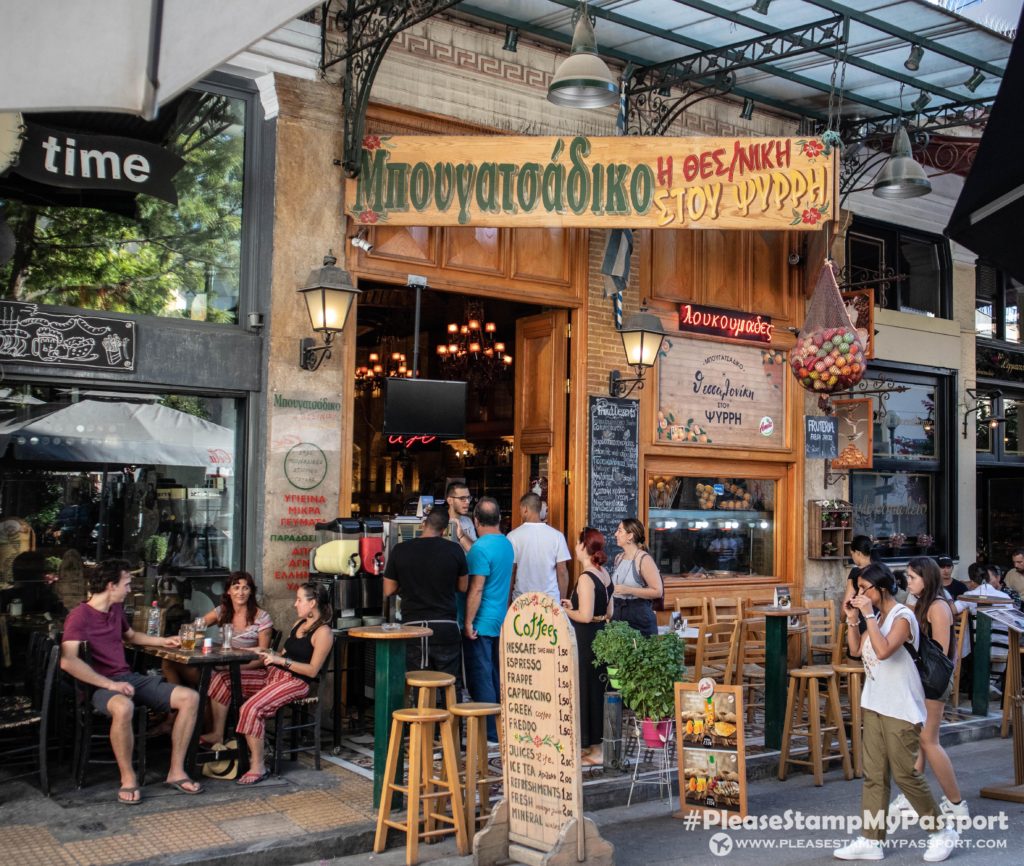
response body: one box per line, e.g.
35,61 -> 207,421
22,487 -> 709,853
311,518 -> 362,627
358,518 -> 385,616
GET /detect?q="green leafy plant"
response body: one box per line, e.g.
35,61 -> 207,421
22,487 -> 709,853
591,620 -> 641,671
617,632 -> 686,723
143,535 -> 168,564
45,555 -> 63,572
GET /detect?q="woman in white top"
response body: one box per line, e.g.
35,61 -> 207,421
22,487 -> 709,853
610,519 -> 663,637
836,564 -> 958,863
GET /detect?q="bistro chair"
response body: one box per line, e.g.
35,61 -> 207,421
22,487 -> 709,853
778,665 -> 852,787
692,621 -> 739,685
708,597 -> 744,625
806,600 -> 839,665
271,679 -> 324,774
736,619 -> 766,729
674,597 -> 708,629
71,642 -> 150,789
950,609 -> 970,711
0,640 -> 60,794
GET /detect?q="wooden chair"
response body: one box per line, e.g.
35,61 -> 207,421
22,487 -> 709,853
708,597 -> 744,625
736,619 -> 766,728
674,597 -> 708,628
0,640 -> 59,794
692,621 -> 739,685
806,600 -> 838,664
951,609 -> 970,710
778,666 -> 852,787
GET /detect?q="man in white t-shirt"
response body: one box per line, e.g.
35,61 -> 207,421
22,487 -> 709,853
507,492 -> 571,601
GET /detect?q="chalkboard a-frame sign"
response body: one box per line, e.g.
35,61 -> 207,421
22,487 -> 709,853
588,396 -> 640,561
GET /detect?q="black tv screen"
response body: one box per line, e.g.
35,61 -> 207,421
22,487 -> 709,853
383,378 -> 467,438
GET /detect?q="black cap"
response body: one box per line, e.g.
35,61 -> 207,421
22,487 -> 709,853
937,555 -> 953,567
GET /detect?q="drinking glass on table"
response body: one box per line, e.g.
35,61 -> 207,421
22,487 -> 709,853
179,622 -> 196,652
193,616 -> 206,643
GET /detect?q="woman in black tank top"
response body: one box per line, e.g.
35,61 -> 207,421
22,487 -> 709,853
561,528 -> 613,766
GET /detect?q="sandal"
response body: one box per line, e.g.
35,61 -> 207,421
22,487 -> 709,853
236,769 -> 270,786
118,786 -> 142,805
164,778 -> 203,795
581,753 -> 604,766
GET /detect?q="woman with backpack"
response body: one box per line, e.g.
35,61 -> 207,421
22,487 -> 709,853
611,518 -> 663,637
835,563 -> 958,862
889,557 -> 968,827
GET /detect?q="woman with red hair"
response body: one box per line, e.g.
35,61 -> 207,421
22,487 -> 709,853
561,527 -> 613,765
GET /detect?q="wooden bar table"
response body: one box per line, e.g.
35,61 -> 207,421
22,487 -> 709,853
135,644 -> 258,778
960,595 -> 1011,717
347,624 -> 432,808
748,605 -> 809,750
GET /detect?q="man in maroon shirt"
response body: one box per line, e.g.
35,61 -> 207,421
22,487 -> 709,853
61,559 -> 202,803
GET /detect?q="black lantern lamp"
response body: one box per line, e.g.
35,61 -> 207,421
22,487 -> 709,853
298,251 -> 360,372
608,313 -> 666,397
962,388 -> 1005,439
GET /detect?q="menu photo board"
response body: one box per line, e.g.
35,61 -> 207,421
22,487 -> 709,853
589,396 -> 639,561
657,335 -> 787,449
675,680 -> 747,818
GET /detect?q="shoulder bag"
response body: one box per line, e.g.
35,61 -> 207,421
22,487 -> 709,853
903,631 -> 955,700
632,551 -> 666,611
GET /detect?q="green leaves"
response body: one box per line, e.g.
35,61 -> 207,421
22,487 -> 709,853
592,620 -> 685,722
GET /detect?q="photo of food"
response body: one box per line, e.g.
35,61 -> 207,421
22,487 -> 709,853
682,748 -> 742,811
678,690 -> 739,748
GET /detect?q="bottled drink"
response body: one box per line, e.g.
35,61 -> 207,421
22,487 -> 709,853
146,601 -> 161,637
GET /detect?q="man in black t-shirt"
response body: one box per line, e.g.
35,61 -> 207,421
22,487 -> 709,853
384,507 -> 468,682
938,555 -> 968,600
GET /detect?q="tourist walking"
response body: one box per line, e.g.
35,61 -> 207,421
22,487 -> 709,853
610,518 -> 662,637
508,492 -> 571,601
463,496 -> 514,741
561,527 -> 613,766
836,563 -> 958,861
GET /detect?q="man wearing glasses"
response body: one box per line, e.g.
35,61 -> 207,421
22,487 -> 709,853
446,481 -> 477,553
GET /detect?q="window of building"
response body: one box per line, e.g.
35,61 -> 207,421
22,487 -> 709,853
1,82 -> 250,324
850,365 -> 955,556
976,391 -> 1024,461
976,262 -> 1024,345
647,475 -> 776,578
846,218 -> 951,319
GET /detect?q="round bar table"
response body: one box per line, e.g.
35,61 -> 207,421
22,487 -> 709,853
348,624 -> 432,808
959,595 -> 1012,717
748,605 -> 809,750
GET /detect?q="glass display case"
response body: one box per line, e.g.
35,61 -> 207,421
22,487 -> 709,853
647,475 -> 775,578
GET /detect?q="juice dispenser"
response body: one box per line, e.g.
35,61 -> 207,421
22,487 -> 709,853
310,518 -> 362,626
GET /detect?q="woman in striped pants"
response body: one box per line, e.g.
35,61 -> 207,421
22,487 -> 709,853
209,583 -> 334,785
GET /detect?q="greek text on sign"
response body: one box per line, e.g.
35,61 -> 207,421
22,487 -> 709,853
678,303 -> 773,344
346,135 -> 837,230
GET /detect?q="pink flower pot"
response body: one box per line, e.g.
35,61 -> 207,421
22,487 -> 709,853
641,718 -> 672,748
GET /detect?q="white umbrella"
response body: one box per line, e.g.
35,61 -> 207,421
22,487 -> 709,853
0,0 -> 319,118
0,398 -> 234,473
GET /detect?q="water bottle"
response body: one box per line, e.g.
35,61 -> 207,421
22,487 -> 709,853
146,601 -> 161,637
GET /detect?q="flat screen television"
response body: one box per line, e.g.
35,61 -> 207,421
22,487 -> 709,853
382,378 -> 466,438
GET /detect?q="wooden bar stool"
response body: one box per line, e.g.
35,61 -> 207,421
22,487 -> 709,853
778,665 -> 852,786
406,670 -> 458,710
834,661 -> 864,778
450,702 -> 501,832
374,707 -> 469,866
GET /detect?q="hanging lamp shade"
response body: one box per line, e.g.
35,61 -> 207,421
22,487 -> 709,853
872,127 -> 932,199
547,8 -> 619,109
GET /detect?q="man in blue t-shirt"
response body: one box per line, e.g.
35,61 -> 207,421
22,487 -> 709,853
463,496 -> 514,741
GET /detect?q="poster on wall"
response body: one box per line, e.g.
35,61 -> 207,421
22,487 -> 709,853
264,392 -> 343,594
841,289 -> 875,360
657,336 -> 787,449
675,680 -> 747,817
831,398 -> 873,470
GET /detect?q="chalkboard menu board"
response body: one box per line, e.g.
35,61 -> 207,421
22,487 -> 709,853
589,396 -> 639,561
804,415 -> 838,459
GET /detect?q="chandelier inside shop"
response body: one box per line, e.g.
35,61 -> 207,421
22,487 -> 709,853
354,338 -> 414,395
435,301 -> 513,388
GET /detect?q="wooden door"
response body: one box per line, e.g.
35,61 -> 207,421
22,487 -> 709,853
512,310 -> 570,533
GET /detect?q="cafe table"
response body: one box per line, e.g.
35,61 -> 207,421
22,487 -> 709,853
134,643 -> 259,777
748,605 -> 809,750
959,594 -> 1014,717
347,624 -> 432,808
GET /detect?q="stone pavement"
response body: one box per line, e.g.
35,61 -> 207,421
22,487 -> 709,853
317,735 -> 1023,866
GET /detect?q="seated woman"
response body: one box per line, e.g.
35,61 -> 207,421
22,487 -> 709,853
163,571 -> 273,692
208,582 -> 333,785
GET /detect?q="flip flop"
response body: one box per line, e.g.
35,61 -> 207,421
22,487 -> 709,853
118,786 -> 142,805
198,736 -> 218,748
581,754 -> 604,767
164,778 -> 203,795
236,769 -> 270,786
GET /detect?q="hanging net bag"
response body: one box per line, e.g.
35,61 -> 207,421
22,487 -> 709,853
788,262 -> 866,394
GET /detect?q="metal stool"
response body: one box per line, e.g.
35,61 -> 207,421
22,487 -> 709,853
778,665 -> 852,786
834,661 -> 864,778
449,702 -> 501,831
374,706 -> 469,866
406,670 -> 457,710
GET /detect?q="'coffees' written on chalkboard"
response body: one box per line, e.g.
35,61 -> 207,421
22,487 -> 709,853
589,396 -> 639,561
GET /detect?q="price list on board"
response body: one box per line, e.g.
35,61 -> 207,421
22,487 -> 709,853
500,593 -> 582,852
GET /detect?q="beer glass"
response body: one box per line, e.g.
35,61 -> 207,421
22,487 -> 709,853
179,623 -> 196,652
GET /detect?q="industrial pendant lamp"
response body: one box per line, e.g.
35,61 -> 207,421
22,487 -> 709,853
872,127 -> 932,200
547,2 -> 619,109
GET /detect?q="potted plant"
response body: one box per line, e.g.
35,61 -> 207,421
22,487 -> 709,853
618,632 -> 686,748
591,620 -> 641,690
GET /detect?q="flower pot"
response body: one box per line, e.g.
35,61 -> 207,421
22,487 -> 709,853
641,718 -> 672,748
606,667 -> 622,690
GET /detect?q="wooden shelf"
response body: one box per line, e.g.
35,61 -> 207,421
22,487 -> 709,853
807,499 -> 853,561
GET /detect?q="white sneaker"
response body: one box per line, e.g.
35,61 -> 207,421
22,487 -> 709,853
939,797 -> 970,830
923,828 -> 959,862
835,837 -> 885,861
888,793 -> 916,820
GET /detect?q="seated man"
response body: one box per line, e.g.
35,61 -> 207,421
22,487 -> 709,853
61,558 -> 203,804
